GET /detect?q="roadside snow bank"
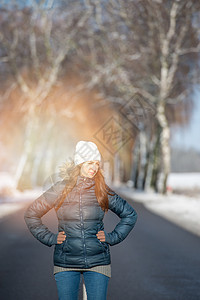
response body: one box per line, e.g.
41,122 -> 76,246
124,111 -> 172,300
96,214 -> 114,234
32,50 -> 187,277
0,203 -> 27,219
167,173 -> 200,190
0,172 -> 16,196
113,186 -> 200,238
0,189 -> 42,221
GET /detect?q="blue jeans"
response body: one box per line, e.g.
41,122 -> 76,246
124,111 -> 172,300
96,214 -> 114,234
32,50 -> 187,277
54,271 -> 109,300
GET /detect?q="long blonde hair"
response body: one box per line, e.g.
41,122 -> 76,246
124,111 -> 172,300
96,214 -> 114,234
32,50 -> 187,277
54,161 -> 114,212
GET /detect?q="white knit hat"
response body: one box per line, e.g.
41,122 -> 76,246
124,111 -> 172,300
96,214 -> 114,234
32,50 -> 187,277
74,141 -> 101,166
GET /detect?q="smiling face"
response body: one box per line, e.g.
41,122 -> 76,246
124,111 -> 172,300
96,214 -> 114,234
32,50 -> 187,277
80,161 -> 100,178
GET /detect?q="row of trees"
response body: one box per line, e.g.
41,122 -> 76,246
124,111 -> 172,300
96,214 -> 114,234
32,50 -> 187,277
0,0 -> 199,193
80,0 -> 200,192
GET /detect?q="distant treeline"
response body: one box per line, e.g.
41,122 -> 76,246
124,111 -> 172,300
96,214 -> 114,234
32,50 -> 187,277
171,148 -> 200,172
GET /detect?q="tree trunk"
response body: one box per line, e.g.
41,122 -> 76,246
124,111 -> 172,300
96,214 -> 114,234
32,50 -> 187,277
14,113 -> 35,190
142,147 -> 150,190
156,101 -> 171,194
137,131 -> 147,190
31,119 -> 55,187
113,152 -> 121,186
150,124 -> 161,192
144,132 -> 157,191
131,137 -> 140,189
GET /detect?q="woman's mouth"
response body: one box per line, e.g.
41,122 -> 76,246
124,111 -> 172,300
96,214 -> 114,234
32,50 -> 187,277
89,171 -> 95,175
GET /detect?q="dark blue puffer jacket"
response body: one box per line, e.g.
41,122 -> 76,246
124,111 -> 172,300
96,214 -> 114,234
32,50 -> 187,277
24,175 -> 138,268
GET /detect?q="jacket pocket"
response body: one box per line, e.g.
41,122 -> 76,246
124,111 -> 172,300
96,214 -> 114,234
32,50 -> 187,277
62,237 -> 69,253
101,241 -> 109,253
96,237 -> 109,253
96,224 -> 109,252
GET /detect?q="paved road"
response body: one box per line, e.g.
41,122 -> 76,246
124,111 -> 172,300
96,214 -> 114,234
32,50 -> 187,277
0,194 -> 200,300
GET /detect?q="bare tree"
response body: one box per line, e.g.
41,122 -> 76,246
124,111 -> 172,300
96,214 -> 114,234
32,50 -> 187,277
0,0 -> 199,192
0,0 -> 91,189
78,0 -> 200,193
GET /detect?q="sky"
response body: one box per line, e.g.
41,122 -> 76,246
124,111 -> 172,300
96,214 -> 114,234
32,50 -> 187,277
171,89 -> 200,152
0,0 -> 57,8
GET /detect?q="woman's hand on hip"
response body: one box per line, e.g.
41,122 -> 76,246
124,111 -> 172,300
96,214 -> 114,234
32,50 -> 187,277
96,231 -> 105,242
57,231 -> 66,244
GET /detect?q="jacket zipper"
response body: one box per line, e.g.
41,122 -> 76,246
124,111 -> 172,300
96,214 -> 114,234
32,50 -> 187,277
80,179 -> 88,267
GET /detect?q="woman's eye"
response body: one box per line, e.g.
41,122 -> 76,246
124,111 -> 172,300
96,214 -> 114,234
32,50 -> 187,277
87,162 -> 99,167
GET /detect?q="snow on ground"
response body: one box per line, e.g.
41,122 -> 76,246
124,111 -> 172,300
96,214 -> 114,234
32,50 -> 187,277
113,185 -> 200,238
0,172 -> 15,190
0,203 -> 27,219
0,188 -> 42,221
167,172 -> 200,190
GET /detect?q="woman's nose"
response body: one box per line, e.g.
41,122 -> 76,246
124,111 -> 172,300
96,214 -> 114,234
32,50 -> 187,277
92,164 -> 97,171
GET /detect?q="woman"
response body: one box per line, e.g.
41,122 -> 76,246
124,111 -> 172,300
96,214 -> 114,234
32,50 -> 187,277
24,140 -> 138,300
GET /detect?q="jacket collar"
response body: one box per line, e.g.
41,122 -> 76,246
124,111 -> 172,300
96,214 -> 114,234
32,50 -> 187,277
76,175 -> 95,187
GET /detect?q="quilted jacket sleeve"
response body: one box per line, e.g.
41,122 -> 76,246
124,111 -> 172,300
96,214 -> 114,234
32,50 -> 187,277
24,180 -> 65,247
104,189 -> 138,246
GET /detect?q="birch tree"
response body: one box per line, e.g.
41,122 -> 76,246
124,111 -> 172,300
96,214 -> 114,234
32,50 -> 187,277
79,0 -> 200,193
0,0 -> 90,189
